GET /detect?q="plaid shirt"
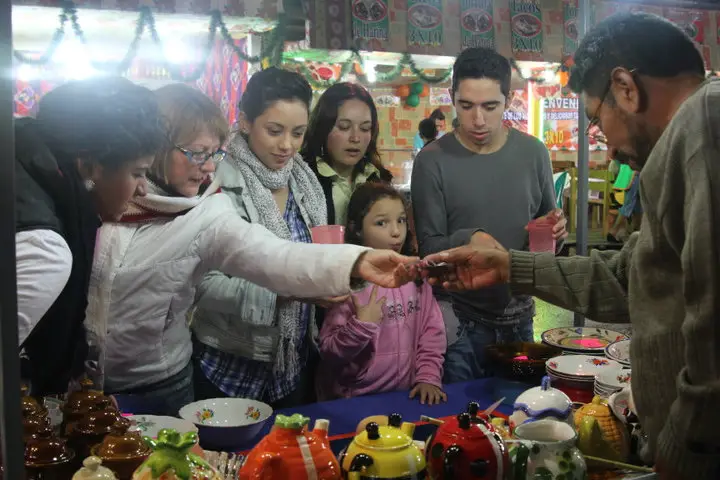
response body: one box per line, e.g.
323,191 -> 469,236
197,190 -> 312,402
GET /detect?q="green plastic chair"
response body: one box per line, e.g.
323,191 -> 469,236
611,164 -> 634,206
554,171 -> 568,209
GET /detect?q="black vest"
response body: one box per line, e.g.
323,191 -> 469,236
15,119 -> 100,396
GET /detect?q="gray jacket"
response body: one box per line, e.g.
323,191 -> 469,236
191,163 -> 322,362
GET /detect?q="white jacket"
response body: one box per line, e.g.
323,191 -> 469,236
85,192 -> 367,392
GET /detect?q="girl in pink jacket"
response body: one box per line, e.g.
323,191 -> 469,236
317,183 -> 447,404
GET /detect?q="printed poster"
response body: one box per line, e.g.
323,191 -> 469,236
460,0 -> 495,50
541,89 -> 580,151
502,88 -> 528,133
351,0 -> 390,41
407,0 -> 444,46
562,0 -> 578,57
510,0 -> 543,60
429,87 -> 452,105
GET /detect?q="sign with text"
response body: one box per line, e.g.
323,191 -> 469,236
563,0 -> 578,57
542,91 -> 579,150
352,0 -> 390,40
407,0 -> 444,46
510,0 -> 543,60
460,0 -> 495,49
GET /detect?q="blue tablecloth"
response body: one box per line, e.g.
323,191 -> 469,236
117,378 -> 521,452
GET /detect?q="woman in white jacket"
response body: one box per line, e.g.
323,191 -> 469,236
84,84 -> 412,415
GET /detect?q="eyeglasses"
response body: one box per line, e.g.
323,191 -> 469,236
175,145 -> 227,166
584,68 -> 638,146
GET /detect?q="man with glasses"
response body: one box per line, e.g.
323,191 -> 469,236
424,12 -> 720,479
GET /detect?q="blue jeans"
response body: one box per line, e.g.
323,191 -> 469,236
443,317 -> 534,384
110,361 -> 194,416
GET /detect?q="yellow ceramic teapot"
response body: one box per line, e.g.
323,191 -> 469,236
339,414 -> 426,479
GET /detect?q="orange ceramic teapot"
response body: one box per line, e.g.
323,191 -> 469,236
239,414 -> 341,480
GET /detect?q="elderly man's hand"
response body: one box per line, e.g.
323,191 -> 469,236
422,241 -> 511,291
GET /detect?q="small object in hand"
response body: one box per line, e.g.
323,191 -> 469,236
423,261 -> 455,277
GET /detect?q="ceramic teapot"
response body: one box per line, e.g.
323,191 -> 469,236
132,429 -> 222,480
574,396 -> 630,463
509,377 -> 573,431
239,413 -> 340,479
425,412 -> 509,480
340,413 -> 426,479
509,419 -> 586,480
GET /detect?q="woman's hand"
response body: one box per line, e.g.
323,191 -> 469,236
351,250 -> 418,288
352,286 -> 385,324
410,382 -> 447,405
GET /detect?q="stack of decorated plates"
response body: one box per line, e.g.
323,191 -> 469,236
605,339 -> 631,366
595,367 -> 632,398
546,354 -> 622,386
541,327 -> 628,355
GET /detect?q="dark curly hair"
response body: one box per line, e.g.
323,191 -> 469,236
301,82 -> 392,182
344,182 -> 414,256
452,47 -> 512,98
35,77 -> 166,169
240,67 -> 313,123
568,12 -> 705,99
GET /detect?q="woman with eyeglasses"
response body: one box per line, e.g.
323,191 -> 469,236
84,84 -> 414,415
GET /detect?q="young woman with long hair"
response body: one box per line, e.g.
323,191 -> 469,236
301,82 -> 392,226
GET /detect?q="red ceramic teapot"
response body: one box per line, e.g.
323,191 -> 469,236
425,406 -> 509,480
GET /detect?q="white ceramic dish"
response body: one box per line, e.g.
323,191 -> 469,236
546,355 -> 621,378
595,367 -> 632,389
542,327 -> 628,353
179,398 -> 273,450
605,339 -> 631,366
126,415 -> 198,439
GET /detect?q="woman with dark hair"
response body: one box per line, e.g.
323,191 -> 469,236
16,77 -> 166,395
301,82 -> 392,226
84,80 -> 412,416
191,68 -> 337,408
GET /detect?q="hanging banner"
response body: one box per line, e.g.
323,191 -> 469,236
351,0 -> 390,41
407,0 -> 444,46
510,0 -> 544,60
460,0 -> 495,49
562,0 -> 578,57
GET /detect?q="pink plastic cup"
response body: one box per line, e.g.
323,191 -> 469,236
311,225 -> 346,244
527,219 -> 556,253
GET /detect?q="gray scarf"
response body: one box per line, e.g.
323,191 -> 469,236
227,135 -> 327,377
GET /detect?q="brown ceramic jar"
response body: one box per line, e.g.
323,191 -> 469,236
25,436 -> 76,480
91,423 -> 151,480
68,411 -> 127,462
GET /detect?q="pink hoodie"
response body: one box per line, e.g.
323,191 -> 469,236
316,281 -> 446,400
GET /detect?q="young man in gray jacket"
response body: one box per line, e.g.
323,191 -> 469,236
411,47 -> 567,383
